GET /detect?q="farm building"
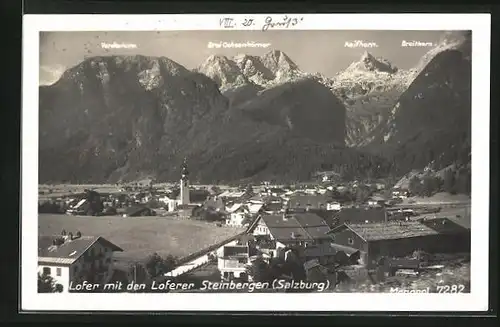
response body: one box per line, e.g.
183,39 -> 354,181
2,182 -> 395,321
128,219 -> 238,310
327,219 -> 470,268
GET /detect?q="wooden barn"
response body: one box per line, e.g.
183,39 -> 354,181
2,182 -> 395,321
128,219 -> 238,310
327,218 -> 470,268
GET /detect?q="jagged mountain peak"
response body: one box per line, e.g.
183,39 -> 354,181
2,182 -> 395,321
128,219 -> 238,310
360,51 -> 375,61
204,54 -> 232,63
59,55 -> 189,82
346,52 -> 398,74
198,54 -> 248,90
260,49 -> 299,71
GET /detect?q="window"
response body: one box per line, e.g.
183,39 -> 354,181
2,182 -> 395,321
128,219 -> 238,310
56,268 -> 61,276
73,266 -> 78,274
106,258 -> 111,264
348,238 -> 354,245
42,267 -> 51,275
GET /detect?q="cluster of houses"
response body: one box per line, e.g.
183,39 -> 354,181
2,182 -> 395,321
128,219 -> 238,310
39,162 -> 468,291
215,203 -> 471,283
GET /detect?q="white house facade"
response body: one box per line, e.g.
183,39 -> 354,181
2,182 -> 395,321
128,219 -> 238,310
38,234 -> 123,293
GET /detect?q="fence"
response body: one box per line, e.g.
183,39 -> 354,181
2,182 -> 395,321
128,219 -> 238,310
170,231 -> 247,269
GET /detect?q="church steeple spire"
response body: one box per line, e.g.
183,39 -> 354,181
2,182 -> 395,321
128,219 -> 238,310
180,157 -> 190,205
181,157 -> 189,180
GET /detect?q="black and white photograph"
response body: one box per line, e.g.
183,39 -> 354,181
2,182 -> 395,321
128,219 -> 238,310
22,14 -> 490,312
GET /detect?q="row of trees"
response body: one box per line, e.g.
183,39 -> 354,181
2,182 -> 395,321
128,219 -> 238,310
408,169 -> 471,197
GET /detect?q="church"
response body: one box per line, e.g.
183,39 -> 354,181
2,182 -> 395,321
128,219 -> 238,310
163,159 -> 200,214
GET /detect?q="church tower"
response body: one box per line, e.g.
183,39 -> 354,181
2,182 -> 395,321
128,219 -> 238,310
180,158 -> 190,205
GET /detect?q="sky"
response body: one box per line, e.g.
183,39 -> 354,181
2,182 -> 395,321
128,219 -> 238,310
39,30 -> 454,85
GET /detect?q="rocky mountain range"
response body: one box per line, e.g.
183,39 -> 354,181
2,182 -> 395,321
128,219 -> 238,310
39,31 -> 472,184
39,55 -> 391,184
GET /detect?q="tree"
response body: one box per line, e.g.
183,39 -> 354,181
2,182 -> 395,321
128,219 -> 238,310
245,184 -> 254,195
38,273 -> 56,293
408,176 -> 422,196
355,185 -> 371,203
443,169 -> 457,194
144,253 -> 178,279
421,176 -> 443,197
246,257 -> 271,282
456,169 -> 471,195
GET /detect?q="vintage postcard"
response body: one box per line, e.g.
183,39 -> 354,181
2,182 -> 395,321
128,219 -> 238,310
22,14 -> 490,312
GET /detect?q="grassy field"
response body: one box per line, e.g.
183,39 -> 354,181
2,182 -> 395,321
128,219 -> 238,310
38,214 -> 245,263
400,192 -> 471,206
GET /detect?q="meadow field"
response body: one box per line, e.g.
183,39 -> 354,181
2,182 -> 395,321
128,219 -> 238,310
38,214 -> 245,263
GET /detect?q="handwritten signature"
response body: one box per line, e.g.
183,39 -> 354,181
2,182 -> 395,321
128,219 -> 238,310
219,16 -> 304,31
261,16 -> 304,31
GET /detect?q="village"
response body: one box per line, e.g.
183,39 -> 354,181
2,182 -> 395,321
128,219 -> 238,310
37,160 -> 471,294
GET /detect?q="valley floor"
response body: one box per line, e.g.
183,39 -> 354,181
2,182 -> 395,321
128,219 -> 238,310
38,214 -> 245,263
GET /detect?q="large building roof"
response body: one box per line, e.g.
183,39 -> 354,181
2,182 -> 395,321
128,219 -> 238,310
329,221 -> 440,242
259,213 -> 331,243
335,207 -> 387,224
38,235 -> 123,266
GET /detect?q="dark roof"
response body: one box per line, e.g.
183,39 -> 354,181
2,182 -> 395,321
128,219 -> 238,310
125,205 -> 150,216
420,217 -> 470,234
304,244 -> 338,257
204,196 -> 225,210
329,243 -> 360,255
38,235 -> 123,265
263,202 -> 283,212
307,209 -> 338,228
260,213 -> 331,243
336,207 -> 387,224
294,213 -> 332,239
222,246 -> 248,258
329,221 -> 439,242
288,195 -> 332,209
263,195 -> 283,203
448,214 -> 471,230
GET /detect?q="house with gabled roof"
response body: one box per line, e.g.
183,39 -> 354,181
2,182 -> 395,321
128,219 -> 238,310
249,212 -> 331,252
225,204 -> 251,227
38,233 -> 123,292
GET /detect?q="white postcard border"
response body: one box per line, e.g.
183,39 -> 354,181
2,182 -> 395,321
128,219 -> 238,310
22,13 -> 491,312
